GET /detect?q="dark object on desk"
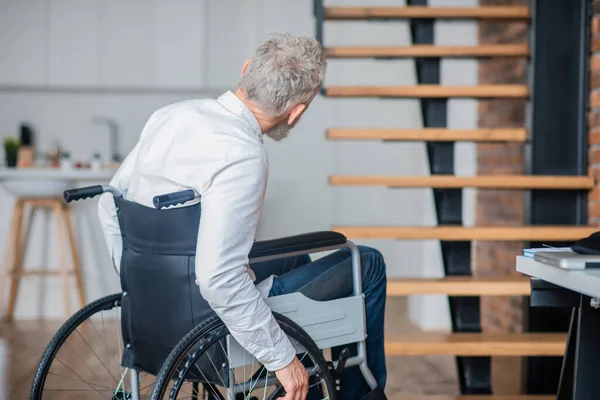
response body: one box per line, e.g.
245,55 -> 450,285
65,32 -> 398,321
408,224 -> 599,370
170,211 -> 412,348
17,124 -> 34,168
19,124 -> 33,146
570,231 -> 600,255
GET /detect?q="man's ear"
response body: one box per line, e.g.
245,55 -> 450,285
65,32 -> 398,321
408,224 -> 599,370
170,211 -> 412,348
241,58 -> 252,77
287,103 -> 307,125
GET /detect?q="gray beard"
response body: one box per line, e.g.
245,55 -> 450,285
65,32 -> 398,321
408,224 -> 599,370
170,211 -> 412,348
264,120 -> 291,142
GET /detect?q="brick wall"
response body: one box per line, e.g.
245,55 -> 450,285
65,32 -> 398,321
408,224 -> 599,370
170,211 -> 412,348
590,0 -> 600,224
475,0 -> 528,333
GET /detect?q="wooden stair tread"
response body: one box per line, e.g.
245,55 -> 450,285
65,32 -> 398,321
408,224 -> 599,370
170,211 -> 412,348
326,45 -> 529,58
332,226 -> 596,241
324,6 -> 530,20
385,333 -> 566,356
388,277 -> 531,296
326,128 -> 528,142
328,175 -> 595,190
388,396 -> 554,400
325,85 -> 528,98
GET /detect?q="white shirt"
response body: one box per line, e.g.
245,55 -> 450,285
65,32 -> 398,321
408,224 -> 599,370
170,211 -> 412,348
97,91 -> 296,371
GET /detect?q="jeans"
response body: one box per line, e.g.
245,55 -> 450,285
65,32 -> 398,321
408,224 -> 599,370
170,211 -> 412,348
252,245 -> 387,399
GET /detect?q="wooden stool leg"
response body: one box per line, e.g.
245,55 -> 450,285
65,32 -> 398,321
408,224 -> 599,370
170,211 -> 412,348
5,199 -> 25,321
53,202 -> 70,318
61,204 -> 86,308
0,202 -> 18,315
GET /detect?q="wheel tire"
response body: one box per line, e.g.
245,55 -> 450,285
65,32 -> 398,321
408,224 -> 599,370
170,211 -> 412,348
30,292 -> 123,399
151,312 -> 337,400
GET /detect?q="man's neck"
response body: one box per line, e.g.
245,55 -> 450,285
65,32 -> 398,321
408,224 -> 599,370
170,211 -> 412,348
234,88 -> 277,134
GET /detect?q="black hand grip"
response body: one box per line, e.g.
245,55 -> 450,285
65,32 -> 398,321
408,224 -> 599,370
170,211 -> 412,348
153,189 -> 196,209
63,185 -> 105,203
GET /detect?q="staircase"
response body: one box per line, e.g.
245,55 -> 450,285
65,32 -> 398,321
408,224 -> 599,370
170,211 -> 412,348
314,0 -> 593,398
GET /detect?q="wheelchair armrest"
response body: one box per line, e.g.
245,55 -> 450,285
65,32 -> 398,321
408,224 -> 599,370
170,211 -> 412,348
249,231 -> 347,259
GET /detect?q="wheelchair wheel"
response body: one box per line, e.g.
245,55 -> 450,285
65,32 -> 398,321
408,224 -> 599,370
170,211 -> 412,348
30,292 -> 157,399
151,312 -> 336,400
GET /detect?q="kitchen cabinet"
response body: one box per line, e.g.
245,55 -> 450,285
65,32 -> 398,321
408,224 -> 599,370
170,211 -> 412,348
0,0 -> 47,85
0,0 -> 278,92
48,0 -> 100,86
99,0 -> 153,87
153,0 -> 208,88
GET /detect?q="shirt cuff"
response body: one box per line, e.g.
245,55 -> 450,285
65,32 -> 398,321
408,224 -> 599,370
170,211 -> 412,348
255,275 -> 274,298
261,333 -> 297,372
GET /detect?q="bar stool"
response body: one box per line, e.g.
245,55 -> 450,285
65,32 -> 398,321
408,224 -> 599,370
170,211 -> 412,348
0,197 -> 86,321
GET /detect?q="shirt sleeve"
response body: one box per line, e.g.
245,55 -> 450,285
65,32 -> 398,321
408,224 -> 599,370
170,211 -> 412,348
194,154 -> 296,372
97,140 -> 141,272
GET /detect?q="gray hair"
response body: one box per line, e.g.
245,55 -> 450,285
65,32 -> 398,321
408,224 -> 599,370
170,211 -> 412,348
238,33 -> 327,117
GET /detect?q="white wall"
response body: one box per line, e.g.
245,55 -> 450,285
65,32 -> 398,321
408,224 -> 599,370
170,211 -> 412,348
0,0 -> 476,329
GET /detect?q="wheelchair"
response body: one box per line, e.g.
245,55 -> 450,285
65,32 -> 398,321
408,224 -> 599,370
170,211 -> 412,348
29,184 -> 386,400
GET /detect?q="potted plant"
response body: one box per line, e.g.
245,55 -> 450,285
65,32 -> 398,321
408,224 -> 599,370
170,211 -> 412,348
3,137 -> 19,168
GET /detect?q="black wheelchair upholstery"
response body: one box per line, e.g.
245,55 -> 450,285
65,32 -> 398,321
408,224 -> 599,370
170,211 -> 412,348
114,195 -> 346,385
116,196 -> 217,380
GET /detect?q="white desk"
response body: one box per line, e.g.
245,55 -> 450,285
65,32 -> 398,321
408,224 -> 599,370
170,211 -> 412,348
517,255 -> 600,400
517,256 -> 600,299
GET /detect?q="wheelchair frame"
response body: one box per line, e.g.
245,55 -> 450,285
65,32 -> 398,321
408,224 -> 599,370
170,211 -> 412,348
62,184 -> 380,399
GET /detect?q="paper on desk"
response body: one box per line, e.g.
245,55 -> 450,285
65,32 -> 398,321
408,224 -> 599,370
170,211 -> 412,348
523,247 -> 572,258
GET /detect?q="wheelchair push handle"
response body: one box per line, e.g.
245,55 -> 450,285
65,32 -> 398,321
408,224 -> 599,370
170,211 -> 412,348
64,185 -> 197,208
152,189 -> 197,209
63,185 -> 123,203
63,185 -> 105,203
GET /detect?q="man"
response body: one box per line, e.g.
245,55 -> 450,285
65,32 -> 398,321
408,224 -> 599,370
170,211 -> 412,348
99,33 -> 387,399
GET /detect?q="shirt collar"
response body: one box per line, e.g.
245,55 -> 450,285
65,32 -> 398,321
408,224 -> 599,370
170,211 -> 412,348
218,91 -> 263,138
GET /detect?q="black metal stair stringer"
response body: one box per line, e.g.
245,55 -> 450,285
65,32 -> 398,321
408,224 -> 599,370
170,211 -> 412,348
313,0 -> 327,96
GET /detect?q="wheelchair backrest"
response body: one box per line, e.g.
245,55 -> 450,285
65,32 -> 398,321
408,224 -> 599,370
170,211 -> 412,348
113,197 -> 225,382
114,196 -> 200,255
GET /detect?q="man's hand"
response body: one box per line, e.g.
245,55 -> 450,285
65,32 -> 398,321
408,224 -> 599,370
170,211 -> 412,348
275,357 -> 308,399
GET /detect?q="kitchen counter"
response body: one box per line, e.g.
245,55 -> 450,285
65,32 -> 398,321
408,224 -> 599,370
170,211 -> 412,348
0,167 -> 116,181
0,167 -> 117,197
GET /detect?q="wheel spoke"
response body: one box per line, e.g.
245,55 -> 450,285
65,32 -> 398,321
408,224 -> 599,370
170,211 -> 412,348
74,326 -> 120,385
219,339 -> 241,397
44,388 -> 112,393
139,380 -> 155,394
53,357 -> 111,398
149,317 -> 331,399
90,310 -> 121,367
205,350 -> 228,390
47,371 -> 112,390
262,370 -> 269,400
101,310 -> 112,394
194,363 -> 222,400
54,338 -> 106,384
245,365 -> 265,396
31,294 -> 126,399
